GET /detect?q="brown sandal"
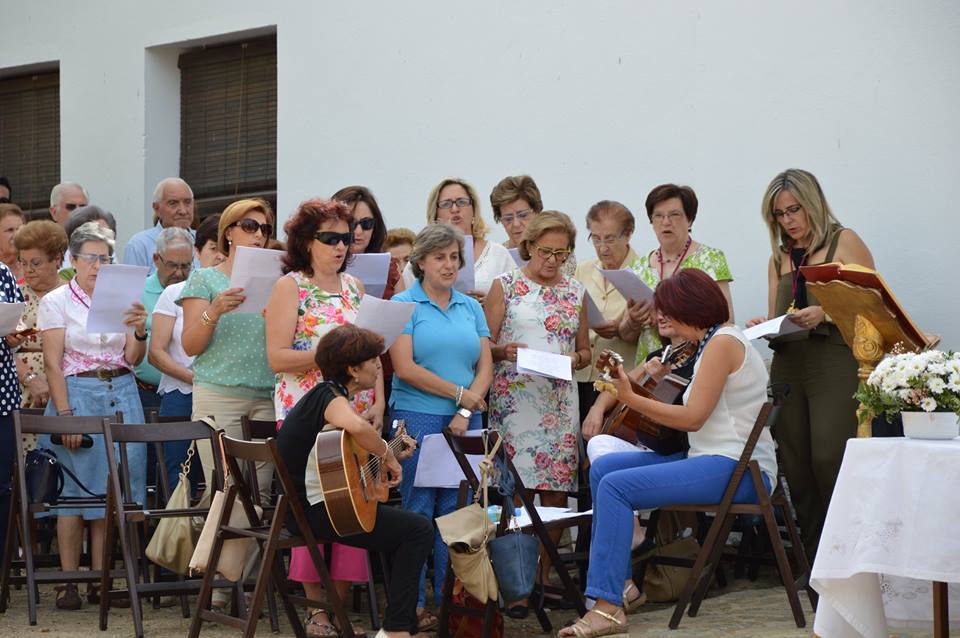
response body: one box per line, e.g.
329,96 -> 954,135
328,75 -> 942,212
416,607 -> 439,632
55,583 -> 82,610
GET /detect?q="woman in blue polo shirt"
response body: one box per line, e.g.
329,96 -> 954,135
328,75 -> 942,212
389,223 -> 494,630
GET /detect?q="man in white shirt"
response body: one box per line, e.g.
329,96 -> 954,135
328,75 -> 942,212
124,178 -> 198,271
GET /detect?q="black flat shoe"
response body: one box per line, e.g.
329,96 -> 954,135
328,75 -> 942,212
503,604 -> 529,619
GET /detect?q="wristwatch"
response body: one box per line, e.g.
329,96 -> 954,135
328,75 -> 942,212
457,407 -> 472,419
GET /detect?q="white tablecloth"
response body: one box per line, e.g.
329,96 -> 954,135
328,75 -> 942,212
812,437 -> 960,637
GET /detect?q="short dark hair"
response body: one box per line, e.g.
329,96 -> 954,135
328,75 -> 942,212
654,268 -> 728,329
195,214 -> 220,251
645,184 -> 698,225
314,325 -> 384,385
282,198 -> 354,276
332,185 -> 387,254
64,205 -> 117,238
0,176 -> 10,198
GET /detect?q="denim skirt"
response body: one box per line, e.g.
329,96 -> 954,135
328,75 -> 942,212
38,373 -> 146,519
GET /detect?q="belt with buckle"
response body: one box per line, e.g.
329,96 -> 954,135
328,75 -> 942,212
74,368 -> 131,381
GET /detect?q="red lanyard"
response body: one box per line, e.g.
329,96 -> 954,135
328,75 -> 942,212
657,237 -> 692,281
68,280 -> 90,309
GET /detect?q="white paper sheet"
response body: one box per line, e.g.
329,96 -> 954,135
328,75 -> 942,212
354,294 -> 416,352
517,347 -> 573,381
584,292 -> 606,329
0,302 -> 25,337
508,247 -> 527,267
742,314 -> 805,341
346,252 -> 391,299
512,507 -> 592,529
413,431 -> 485,488
228,246 -> 284,313
86,264 -> 150,333
454,235 -> 475,293
599,268 -> 655,303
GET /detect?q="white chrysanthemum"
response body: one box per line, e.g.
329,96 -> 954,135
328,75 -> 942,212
898,389 -> 914,401
927,377 -> 946,394
920,397 -> 938,412
928,363 -> 948,376
947,373 -> 960,393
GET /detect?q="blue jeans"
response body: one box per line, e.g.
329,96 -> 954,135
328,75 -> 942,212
159,390 -> 199,495
586,450 -> 771,605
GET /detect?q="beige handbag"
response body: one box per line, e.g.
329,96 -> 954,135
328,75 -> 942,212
188,431 -> 262,582
146,444 -> 200,574
435,434 -> 501,603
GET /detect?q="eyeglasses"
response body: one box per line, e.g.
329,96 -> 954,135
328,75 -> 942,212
17,257 -> 54,271
589,233 -> 626,247
314,231 -> 353,247
232,218 -> 273,236
437,197 -> 472,210
157,257 -> 193,272
650,211 -> 685,223
73,253 -> 113,265
532,243 -> 572,262
500,209 -> 534,225
772,204 -> 803,220
355,217 -> 376,231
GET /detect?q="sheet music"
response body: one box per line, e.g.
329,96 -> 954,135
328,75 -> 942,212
86,264 -> 149,333
454,235 -> 476,293
584,292 -> 606,329
413,431 -> 485,488
599,268 -> 655,303
354,294 -> 416,352
346,252 -> 391,298
0,302 -> 25,337
228,246 -> 284,313
742,315 -> 805,340
517,347 -> 573,381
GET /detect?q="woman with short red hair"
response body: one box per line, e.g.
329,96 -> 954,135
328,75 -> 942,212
559,269 -> 777,638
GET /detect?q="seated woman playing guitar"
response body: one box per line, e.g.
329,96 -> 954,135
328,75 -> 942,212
559,269 -> 778,638
277,324 -> 431,638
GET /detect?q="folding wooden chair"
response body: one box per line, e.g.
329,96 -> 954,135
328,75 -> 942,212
437,428 -> 590,637
657,385 -> 816,629
100,418 -> 237,637
0,411 -> 133,628
188,433 -> 358,638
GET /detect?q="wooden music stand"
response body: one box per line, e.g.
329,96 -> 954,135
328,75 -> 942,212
800,262 -> 937,437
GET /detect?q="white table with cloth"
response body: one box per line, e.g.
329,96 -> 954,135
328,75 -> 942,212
811,436 -> 960,637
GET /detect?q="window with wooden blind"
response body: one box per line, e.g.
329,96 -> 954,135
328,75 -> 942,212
179,37 -> 276,218
0,71 -> 60,213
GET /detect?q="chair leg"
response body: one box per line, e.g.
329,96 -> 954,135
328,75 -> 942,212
365,550 -> 381,630
436,555 -> 457,638
0,483 -> 19,613
668,507 -> 732,629
762,503 -> 805,628
779,498 -> 817,611
115,504 -> 146,638
688,514 -> 738,617
99,495 -> 117,632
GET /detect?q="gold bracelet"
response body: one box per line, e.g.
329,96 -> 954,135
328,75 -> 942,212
201,310 -> 218,327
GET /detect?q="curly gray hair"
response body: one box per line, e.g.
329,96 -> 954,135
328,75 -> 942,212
409,223 -> 466,281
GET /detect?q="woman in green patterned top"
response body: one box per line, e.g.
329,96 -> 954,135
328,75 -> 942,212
178,198 -> 277,497
619,184 -> 734,367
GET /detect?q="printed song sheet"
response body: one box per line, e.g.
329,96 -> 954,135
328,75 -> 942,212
454,236 -> 475,293
413,431 -> 485,488
354,294 -> 416,352
742,315 -> 805,341
0,302 -> 25,337
517,347 -> 573,381
86,264 -> 149,333
229,246 -> 284,313
599,268 -> 655,303
346,253 -> 391,298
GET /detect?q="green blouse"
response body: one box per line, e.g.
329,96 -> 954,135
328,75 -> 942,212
176,267 -> 274,397
625,243 -> 733,367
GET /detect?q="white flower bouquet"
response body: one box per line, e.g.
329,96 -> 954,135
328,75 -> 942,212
855,350 -> 960,422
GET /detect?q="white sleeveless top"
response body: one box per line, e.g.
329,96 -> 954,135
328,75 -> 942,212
683,326 -> 778,487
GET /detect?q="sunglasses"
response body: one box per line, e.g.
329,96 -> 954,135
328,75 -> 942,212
314,231 -> 353,247
355,217 -> 376,231
232,218 -> 273,236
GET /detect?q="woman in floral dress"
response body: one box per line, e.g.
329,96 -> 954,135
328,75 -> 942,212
265,198 -> 382,637
620,183 -> 734,367
486,211 -> 590,501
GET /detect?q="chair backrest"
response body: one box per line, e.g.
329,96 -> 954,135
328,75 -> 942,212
13,410 -> 120,437
241,416 -> 278,441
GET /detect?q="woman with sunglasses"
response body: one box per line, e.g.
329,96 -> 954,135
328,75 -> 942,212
37,221 -> 148,610
485,212 -> 589,613
333,185 -> 404,298
265,198 -> 383,637
179,199 -> 277,503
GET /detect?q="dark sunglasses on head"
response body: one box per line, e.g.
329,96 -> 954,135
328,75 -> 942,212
233,218 -> 273,236
314,231 -> 353,247
355,217 -> 376,231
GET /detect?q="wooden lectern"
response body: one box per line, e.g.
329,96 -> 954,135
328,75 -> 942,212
800,263 -> 936,437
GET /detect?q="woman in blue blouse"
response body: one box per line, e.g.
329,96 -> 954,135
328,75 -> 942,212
389,223 -> 493,630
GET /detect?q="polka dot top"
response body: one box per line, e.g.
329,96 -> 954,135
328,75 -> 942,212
176,267 -> 274,396
0,263 -> 24,416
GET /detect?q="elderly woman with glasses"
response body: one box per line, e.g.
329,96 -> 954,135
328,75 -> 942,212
265,198 -> 384,637
401,178 -> 515,305
179,199 -> 276,498
37,221 -> 148,610
390,223 -> 493,630
489,174 -> 577,276
486,213 -> 588,600
621,184 -> 734,368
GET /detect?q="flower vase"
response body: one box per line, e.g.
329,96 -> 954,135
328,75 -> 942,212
900,411 -> 959,439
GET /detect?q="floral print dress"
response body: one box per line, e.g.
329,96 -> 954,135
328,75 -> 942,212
489,270 -> 584,492
273,271 -> 374,421
626,243 -> 732,367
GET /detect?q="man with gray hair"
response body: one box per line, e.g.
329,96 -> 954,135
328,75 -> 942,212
134,226 -> 195,411
49,182 -> 89,225
124,177 -> 199,271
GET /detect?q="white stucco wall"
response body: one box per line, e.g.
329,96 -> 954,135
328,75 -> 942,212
0,1 -> 957,347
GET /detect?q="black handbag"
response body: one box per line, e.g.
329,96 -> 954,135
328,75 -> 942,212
24,448 -> 104,505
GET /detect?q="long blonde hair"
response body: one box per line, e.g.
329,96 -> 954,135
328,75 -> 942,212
761,169 -> 841,266
426,178 -> 489,240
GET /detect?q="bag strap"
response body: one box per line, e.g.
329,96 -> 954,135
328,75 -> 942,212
472,431 -> 503,513
60,462 -> 105,499
179,442 -> 196,480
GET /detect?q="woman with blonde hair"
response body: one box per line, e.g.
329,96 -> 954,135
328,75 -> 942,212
746,168 -> 874,558
401,178 -> 515,303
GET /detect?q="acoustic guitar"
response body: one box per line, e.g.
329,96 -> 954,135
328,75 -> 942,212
314,421 -> 413,537
593,342 -> 695,453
